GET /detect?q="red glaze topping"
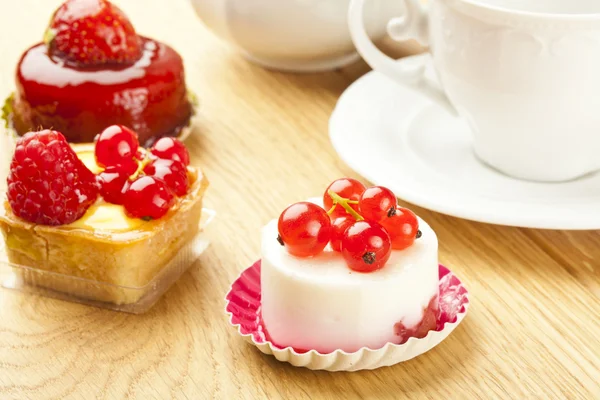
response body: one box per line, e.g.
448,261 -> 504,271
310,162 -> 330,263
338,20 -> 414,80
12,38 -> 192,146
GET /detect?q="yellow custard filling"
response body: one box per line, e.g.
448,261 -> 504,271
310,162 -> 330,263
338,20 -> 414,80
66,202 -> 145,231
65,146 -> 145,232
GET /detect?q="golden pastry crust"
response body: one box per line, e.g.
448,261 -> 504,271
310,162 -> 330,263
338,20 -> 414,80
0,149 -> 209,305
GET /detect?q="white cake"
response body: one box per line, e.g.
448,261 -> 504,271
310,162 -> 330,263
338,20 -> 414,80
260,216 -> 439,353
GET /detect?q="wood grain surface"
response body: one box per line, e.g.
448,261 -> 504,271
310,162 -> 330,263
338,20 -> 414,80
0,1 -> 599,399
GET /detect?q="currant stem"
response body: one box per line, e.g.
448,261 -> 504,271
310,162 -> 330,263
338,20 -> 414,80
327,190 -> 364,221
129,152 -> 151,181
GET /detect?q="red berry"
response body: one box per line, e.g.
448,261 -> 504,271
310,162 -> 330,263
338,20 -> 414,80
379,207 -> 419,250
96,166 -> 129,204
277,202 -> 332,257
330,216 -> 354,252
143,159 -> 189,196
46,0 -> 142,67
359,186 -> 398,222
114,159 -> 139,176
341,221 -> 391,272
323,178 -> 366,218
94,125 -> 139,170
7,130 -> 99,225
151,137 -> 190,166
124,176 -> 175,220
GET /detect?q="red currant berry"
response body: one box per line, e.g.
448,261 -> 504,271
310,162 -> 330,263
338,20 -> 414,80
379,207 -> 419,250
359,186 -> 398,222
94,125 -> 139,169
277,202 -> 332,257
151,137 -> 190,166
143,159 -> 189,197
341,220 -> 391,272
330,216 -> 354,252
114,158 -> 139,176
96,166 -> 130,204
124,176 -> 175,220
323,178 -> 366,218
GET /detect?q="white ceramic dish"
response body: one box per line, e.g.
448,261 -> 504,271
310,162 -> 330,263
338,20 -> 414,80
329,55 -> 600,230
188,0 -> 405,72
225,260 -> 469,371
350,0 -> 600,182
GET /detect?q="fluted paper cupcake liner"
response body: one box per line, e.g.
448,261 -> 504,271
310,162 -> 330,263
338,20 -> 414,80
225,260 -> 469,371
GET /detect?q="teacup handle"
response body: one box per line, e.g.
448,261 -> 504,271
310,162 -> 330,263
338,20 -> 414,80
348,0 -> 458,115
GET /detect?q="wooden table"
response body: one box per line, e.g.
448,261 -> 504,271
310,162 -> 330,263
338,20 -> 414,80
0,1 -> 599,399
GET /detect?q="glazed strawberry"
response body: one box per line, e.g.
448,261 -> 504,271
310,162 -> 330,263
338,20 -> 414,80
45,0 -> 142,67
6,130 -> 99,225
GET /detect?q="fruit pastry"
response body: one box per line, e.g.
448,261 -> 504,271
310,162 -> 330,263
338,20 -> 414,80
0,127 -> 208,306
4,0 -> 195,146
261,179 -> 438,353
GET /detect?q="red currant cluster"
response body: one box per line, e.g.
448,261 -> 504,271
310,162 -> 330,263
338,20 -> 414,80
94,125 -> 191,220
277,178 -> 421,273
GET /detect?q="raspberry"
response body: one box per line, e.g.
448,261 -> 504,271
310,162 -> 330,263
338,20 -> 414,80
45,0 -> 142,67
6,130 -> 99,225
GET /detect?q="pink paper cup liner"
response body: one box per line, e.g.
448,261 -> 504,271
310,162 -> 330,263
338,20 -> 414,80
225,260 -> 470,371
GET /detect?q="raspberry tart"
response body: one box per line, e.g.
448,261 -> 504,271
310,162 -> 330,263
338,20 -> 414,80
260,179 -> 439,353
5,0 -> 195,146
0,128 -> 209,309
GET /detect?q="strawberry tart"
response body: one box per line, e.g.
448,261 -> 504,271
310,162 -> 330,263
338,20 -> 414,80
0,128 -> 208,305
261,179 -> 439,353
7,0 -> 194,146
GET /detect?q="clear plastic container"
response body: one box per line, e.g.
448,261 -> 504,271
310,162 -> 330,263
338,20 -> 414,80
0,209 -> 214,314
0,130 -> 213,313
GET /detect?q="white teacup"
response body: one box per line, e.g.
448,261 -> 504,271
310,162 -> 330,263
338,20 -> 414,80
189,0 -> 404,73
349,0 -> 600,182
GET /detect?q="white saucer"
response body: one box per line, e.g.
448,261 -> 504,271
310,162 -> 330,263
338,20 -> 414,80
329,54 -> 600,230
